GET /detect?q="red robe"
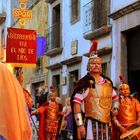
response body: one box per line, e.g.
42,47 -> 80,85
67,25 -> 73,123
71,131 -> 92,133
38,102 -> 49,140
38,101 -> 61,140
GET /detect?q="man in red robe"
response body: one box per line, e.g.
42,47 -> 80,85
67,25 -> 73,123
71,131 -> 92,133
32,87 -> 61,140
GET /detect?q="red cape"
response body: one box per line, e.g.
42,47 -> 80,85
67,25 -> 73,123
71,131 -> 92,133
38,102 -> 49,140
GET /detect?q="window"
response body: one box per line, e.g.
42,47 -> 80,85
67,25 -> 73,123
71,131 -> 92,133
94,0 -> 108,29
71,0 -> 80,24
102,63 -> 107,76
52,4 -> 61,48
0,30 -> 5,59
1,29 -> 5,48
35,57 -> 43,74
53,75 -> 60,96
83,0 -> 108,33
69,70 -> 79,96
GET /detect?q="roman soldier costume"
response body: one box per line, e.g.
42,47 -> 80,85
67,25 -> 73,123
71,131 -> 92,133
43,100 -> 59,137
71,40 -> 119,140
112,76 -> 140,139
32,88 -> 61,140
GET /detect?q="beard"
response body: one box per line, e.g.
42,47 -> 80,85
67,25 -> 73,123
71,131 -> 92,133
89,67 -> 101,73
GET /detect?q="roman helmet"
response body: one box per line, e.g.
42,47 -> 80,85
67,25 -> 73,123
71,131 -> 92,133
119,75 -> 130,96
87,40 -> 102,71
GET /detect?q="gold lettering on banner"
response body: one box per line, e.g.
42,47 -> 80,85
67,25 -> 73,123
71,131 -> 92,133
18,48 -> 27,54
17,54 -> 28,61
11,48 -> 16,53
7,28 -> 36,63
7,32 -> 35,40
19,41 -> 27,47
28,49 -> 34,54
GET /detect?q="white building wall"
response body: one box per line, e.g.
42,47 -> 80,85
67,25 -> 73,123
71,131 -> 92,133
48,0 -> 114,97
110,0 -> 140,86
3,0 -> 11,22
111,0 -> 138,13
61,0 -> 91,95
81,56 -> 88,77
47,0 -> 91,95
62,0 -> 91,59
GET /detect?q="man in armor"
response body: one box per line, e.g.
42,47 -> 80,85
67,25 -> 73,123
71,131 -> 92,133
32,86 -> 61,140
112,77 -> 140,139
71,40 -> 119,140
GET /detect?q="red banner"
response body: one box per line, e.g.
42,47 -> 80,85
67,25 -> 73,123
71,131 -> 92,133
6,27 -> 36,67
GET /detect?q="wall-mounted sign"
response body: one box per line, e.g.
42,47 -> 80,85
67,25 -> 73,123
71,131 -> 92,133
71,40 -> 78,55
61,76 -> 66,85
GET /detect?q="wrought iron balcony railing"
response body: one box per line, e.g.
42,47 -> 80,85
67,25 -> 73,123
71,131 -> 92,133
46,22 -> 61,50
83,1 -> 94,35
83,0 -> 109,39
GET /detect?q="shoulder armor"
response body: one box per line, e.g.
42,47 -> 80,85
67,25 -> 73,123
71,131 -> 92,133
105,79 -> 112,86
77,88 -> 88,94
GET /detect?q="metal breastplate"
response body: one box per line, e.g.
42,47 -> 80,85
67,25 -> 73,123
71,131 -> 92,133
84,81 -> 113,123
118,98 -> 137,126
46,102 -> 59,120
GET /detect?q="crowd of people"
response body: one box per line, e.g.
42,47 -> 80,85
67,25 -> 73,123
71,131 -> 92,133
0,62 -> 73,140
1,40 -> 140,140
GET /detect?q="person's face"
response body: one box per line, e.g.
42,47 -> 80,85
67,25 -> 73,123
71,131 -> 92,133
50,93 -> 56,101
120,87 -> 130,97
89,62 -> 102,74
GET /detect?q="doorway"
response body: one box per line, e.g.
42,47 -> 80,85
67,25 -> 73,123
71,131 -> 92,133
127,26 -> 140,99
52,74 -> 60,96
69,70 -> 79,96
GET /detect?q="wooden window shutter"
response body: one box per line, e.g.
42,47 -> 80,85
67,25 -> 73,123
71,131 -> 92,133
99,0 -> 108,27
93,0 -> 108,29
